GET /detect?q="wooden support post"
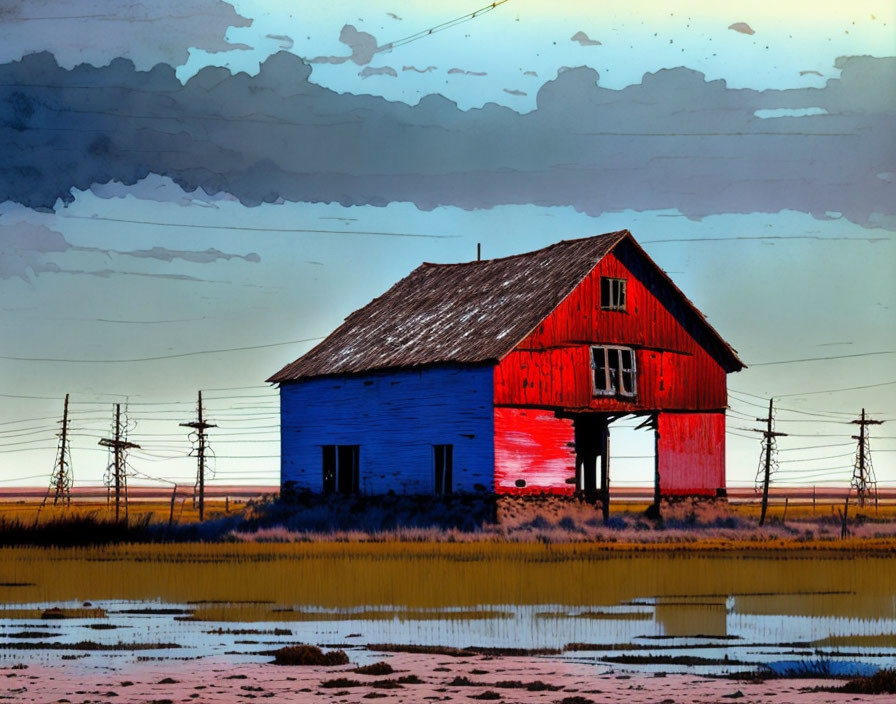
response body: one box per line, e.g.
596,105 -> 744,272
98,404 -> 140,523
651,414 -> 661,519
599,420 -> 610,522
168,484 -> 177,529
181,391 -> 216,523
840,492 -> 850,539
754,399 -> 786,527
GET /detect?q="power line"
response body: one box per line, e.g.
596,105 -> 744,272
0,336 -> 323,364
775,379 -> 896,398
59,214 -> 456,240
750,350 -> 896,367
376,0 -> 509,53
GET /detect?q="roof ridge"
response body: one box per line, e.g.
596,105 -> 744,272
420,230 -> 630,267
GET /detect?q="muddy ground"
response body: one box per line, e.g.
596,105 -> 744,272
0,652 -> 887,704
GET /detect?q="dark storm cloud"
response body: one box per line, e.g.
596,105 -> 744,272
1,51 -> 894,227
0,0 -> 252,69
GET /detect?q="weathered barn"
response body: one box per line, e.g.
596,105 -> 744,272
268,230 -> 744,505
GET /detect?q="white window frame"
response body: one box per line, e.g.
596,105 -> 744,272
600,277 -> 627,311
591,345 -> 637,398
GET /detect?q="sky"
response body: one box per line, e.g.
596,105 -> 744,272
0,0 -> 894,493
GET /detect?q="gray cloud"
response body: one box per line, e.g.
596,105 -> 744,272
448,68 -> 487,76
523,70 -> 538,77
800,70 -> 823,77
0,218 -> 260,280
503,88 -> 527,96
403,65 -> 437,73
311,25 -> 378,66
728,22 -> 755,35
387,12 -> 402,21
89,174 -> 237,207
571,31 -> 601,46
0,221 -> 68,279
115,247 -> 261,264
266,34 -> 294,50
1,51 -> 893,227
49,267 -> 210,282
0,0 -> 252,70
359,65 -> 397,79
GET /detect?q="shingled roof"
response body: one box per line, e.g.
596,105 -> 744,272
268,230 -> 743,382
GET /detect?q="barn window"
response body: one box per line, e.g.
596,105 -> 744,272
600,277 -> 627,310
591,345 -> 637,397
433,444 -> 453,495
322,445 -> 359,494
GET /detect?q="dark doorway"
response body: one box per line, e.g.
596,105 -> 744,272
572,414 -> 611,519
322,445 -> 360,494
433,444 -> 453,495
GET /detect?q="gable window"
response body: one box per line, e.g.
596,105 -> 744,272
600,277 -> 627,311
322,445 -> 359,494
433,444 -> 453,495
591,345 -> 637,397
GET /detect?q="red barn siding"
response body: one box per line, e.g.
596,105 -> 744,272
657,412 -> 726,495
494,408 -> 576,494
494,251 -> 728,412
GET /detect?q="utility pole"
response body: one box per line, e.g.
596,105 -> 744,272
180,391 -> 216,522
99,404 -> 140,522
851,408 -> 883,507
753,398 -> 787,527
43,393 -> 73,507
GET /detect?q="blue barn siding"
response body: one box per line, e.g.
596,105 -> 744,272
279,365 -> 495,494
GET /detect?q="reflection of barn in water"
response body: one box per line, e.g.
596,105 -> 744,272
654,597 -> 728,638
269,231 -> 744,507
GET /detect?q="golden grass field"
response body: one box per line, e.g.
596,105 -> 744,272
3,496 -> 894,525
0,498 -> 241,524
2,542 -> 896,618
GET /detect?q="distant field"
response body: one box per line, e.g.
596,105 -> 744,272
1,486 -> 896,526
0,499 -> 246,525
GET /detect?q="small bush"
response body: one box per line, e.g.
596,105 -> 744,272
320,678 -> 361,688
354,662 -> 394,676
839,669 -> 896,694
272,645 -> 349,666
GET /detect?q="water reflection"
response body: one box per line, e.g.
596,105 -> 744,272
1,551 -> 895,675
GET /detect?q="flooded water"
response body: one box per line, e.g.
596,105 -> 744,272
1,546 -> 895,676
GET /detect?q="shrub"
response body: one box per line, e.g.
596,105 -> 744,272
272,645 -> 349,666
839,669 -> 896,694
354,662 -> 394,676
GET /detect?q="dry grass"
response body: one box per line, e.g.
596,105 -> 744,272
2,495 -> 896,550
0,500 -> 241,525
1,543 -> 895,620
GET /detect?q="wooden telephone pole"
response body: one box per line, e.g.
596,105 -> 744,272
43,393 -> 73,507
99,404 -> 140,521
851,408 -> 883,507
753,398 -> 787,527
180,391 -> 216,521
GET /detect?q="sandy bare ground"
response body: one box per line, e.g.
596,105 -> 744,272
0,653 -> 885,704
